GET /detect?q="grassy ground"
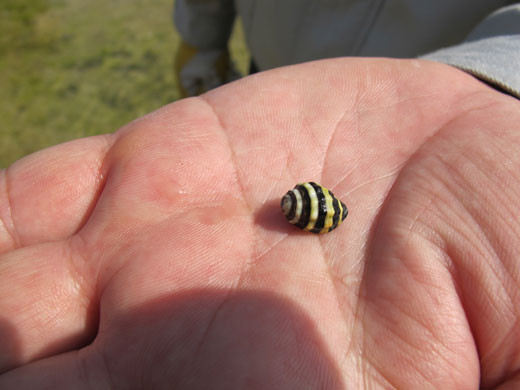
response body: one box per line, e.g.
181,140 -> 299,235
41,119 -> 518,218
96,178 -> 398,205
0,0 -> 249,167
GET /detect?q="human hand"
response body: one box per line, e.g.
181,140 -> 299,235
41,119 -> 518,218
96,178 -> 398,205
1,58 -> 520,389
174,41 -> 240,98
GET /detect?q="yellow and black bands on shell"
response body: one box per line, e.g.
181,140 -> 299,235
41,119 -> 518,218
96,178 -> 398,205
281,182 -> 348,234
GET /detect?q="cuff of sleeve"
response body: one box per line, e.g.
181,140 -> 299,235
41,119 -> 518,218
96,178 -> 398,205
422,35 -> 520,99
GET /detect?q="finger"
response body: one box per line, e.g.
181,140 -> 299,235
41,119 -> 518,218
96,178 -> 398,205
0,237 -> 97,373
0,348 -> 100,390
0,134 -> 114,254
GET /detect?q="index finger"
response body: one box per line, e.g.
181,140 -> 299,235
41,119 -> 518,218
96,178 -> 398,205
0,134 -> 114,253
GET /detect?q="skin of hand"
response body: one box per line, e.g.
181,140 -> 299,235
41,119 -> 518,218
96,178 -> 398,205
1,58 -> 520,389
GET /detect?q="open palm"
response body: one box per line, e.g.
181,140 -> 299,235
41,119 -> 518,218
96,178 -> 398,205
1,58 -> 520,389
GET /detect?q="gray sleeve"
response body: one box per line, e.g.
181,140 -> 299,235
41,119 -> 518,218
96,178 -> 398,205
174,0 -> 236,50
422,4 -> 520,98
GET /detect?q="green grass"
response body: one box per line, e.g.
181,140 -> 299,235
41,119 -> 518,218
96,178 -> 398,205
0,0 -> 249,167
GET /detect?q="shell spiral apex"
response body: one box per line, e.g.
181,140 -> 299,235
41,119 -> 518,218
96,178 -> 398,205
281,182 -> 348,234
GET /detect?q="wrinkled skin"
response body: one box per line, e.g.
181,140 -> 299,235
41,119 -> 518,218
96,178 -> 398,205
1,58 -> 520,389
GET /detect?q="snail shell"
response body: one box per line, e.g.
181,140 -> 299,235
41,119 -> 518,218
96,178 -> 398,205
281,182 -> 348,234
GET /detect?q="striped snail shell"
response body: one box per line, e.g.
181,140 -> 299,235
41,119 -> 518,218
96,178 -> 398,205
281,182 -> 348,234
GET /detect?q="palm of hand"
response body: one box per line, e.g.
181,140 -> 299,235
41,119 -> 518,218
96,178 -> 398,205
1,59 -> 520,389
